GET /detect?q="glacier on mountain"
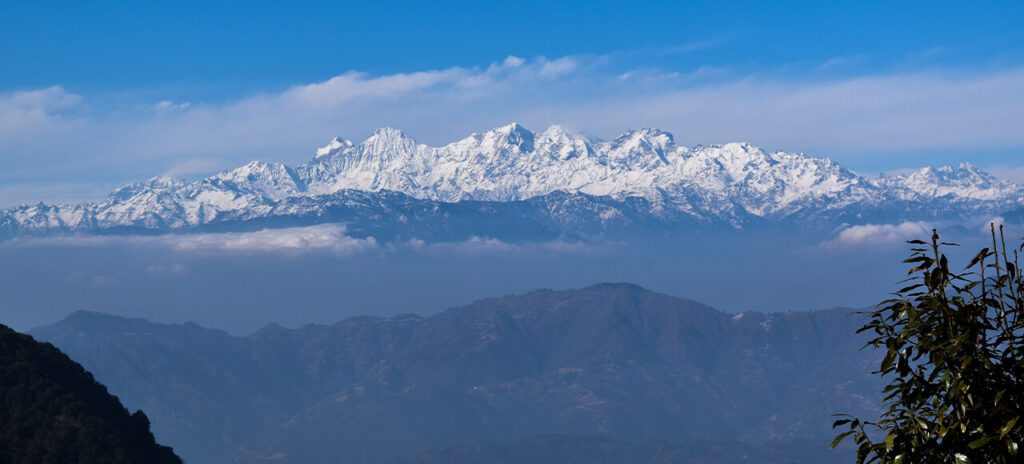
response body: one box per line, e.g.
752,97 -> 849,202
1,123 -> 1021,240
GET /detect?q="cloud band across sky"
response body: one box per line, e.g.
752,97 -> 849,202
1,55 -> 1023,206
2,224 -> 600,260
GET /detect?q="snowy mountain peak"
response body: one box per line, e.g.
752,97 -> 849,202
710,143 -> 773,165
106,176 -> 184,200
366,127 -> 413,143
901,163 -> 1014,201
217,160 -> 291,180
483,122 -> 535,152
361,127 -> 421,158
497,121 -> 528,134
536,125 -> 594,160
148,124 -> 1024,209
144,176 -> 184,189
315,136 -> 354,159
625,127 -> 674,142
2,124 -> 1021,239
601,128 -> 676,167
611,128 -> 675,151
213,161 -> 304,200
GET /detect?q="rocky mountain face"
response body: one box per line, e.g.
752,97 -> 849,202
33,284 -> 880,464
0,324 -> 182,464
2,124 -> 1020,241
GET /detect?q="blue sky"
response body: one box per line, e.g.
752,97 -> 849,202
6,1 -> 1022,94
2,0 -> 1023,206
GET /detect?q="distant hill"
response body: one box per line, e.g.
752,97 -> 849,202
389,435 -> 826,464
33,283 -> 881,463
0,324 -> 181,464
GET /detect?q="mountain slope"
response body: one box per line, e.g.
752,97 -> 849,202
34,284 -> 881,464
0,324 -> 182,464
388,435 -> 813,464
2,124 -> 1020,240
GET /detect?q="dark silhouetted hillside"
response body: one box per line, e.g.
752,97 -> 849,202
0,323 -> 181,464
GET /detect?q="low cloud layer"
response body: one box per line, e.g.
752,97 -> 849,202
2,224 -> 599,259
170,225 -> 380,255
821,222 -> 934,250
2,55 -> 1024,206
405,236 -> 600,256
5,225 -> 379,257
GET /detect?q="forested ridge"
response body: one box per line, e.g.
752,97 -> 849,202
0,323 -> 181,464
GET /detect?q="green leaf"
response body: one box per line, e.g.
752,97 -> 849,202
966,248 -> 990,269
881,350 -> 896,372
896,284 -> 923,294
969,435 -> 996,449
1002,416 -> 1019,439
831,431 -> 854,449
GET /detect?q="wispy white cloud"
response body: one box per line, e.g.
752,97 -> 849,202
817,54 -> 870,71
64,271 -> 121,287
403,236 -> 601,256
820,222 -> 933,250
0,86 -> 83,138
285,69 -> 465,107
2,56 -> 1024,206
2,224 -> 603,258
981,216 -> 1006,233
166,225 -> 379,255
5,224 -> 378,257
537,57 -> 578,78
155,100 -> 191,111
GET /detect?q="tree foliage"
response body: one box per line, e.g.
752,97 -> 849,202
0,323 -> 182,464
833,226 -> 1024,463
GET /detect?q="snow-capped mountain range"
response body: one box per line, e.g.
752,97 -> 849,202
2,123 -> 1021,241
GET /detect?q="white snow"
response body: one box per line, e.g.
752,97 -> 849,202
2,123 -> 1021,234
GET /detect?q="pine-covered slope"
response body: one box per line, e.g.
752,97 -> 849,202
0,324 -> 181,464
